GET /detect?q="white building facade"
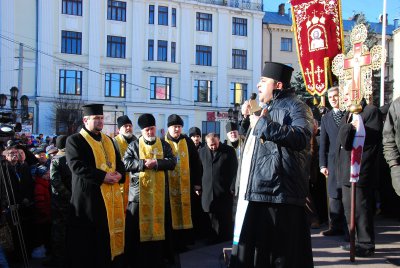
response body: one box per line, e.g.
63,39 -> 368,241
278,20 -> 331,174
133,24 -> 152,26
0,0 -> 263,138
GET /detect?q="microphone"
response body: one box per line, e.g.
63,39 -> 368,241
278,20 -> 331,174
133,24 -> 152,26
248,93 -> 262,115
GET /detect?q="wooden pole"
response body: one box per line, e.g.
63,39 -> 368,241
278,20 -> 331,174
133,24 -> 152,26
350,182 -> 356,262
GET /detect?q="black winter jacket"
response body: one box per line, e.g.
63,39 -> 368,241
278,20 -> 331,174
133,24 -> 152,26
383,97 -> 400,168
335,104 -> 382,188
243,89 -> 314,206
123,137 -> 176,202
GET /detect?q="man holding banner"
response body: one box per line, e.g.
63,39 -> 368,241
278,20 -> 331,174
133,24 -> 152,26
229,62 -> 314,267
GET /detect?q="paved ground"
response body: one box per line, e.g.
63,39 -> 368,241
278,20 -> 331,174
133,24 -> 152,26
10,215 -> 400,267
180,215 -> 400,267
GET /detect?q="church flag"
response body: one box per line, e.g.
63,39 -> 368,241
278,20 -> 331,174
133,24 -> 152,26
291,0 -> 344,96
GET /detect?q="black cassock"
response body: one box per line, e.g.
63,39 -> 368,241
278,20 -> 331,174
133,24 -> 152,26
65,128 -> 125,268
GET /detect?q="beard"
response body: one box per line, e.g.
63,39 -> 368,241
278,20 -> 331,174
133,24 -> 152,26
143,135 -> 156,142
121,132 -> 133,139
228,136 -> 239,143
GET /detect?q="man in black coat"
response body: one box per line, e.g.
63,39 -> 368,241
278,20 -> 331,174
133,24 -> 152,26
336,98 -> 382,257
199,133 -> 238,243
383,96 -> 400,197
66,104 -> 125,268
319,86 -> 347,237
230,62 -> 314,268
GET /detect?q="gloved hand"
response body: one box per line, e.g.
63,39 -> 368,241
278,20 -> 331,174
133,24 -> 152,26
390,165 -> 400,197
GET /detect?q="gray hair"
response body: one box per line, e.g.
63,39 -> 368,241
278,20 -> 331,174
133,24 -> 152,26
327,86 -> 339,94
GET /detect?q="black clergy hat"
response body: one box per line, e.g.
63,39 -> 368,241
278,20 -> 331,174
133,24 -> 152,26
82,104 -> 104,116
56,135 -> 67,150
189,127 -> 201,137
138,114 -> 156,129
262,62 -> 294,88
167,114 -> 184,127
226,122 -> 238,133
117,115 -> 132,129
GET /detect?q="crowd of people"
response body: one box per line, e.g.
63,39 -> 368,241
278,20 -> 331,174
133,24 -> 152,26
0,61 -> 400,268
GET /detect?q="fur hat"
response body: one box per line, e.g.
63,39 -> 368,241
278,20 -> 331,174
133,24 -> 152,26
46,145 -> 58,155
117,115 -> 132,129
225,122 -> 238,133
188,127 -> 201,137
138,114 -> 156,129
56,135 -> 67,150
167,114 -> 183,127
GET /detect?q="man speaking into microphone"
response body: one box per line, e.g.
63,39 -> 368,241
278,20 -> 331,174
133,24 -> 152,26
230,62 -> 314,268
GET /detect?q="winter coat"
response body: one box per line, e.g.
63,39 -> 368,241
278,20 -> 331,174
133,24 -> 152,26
335,104 -> 382,188
242,88 -> 314,206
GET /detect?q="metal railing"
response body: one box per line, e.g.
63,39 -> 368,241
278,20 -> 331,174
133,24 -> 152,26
194,0 -> 263,11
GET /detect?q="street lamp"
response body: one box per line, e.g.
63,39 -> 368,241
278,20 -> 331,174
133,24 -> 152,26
10,87 -> 19,110
0,94 -> 7,108
20,95 -> 29,108
10,87 -> 18,98
228,103 -> 241,124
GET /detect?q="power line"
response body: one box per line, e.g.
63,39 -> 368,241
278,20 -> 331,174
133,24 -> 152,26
0,34 -> 236,109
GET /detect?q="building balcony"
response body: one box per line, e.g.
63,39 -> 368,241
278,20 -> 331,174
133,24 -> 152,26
194,0 -> 263,11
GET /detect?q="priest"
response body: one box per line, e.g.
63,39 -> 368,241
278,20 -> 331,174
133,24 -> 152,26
230,62 -> 314,267
66,104 -> 125,267
123,113 -> 177,267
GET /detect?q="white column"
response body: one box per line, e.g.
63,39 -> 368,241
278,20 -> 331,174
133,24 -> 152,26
217,9 -> 229,107
132,0 -> 145,102
252,14 -> 263,94
87,0 -> 101,101
0,0 -> 16,94
37,0 -> 55,97
179,4 -> 192,106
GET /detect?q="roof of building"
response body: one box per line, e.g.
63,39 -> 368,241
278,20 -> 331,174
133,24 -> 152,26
263,11 -> 397,35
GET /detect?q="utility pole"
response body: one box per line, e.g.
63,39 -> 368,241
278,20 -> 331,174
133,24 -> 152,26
17,42 -> 24,104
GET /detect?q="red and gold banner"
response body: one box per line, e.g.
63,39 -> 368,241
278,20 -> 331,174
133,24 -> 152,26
291,0 -> 344,96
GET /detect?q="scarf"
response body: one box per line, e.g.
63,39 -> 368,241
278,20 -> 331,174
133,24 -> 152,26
138,137 -> 166,241
79,129 -> 124,260
165,135 -> 192,230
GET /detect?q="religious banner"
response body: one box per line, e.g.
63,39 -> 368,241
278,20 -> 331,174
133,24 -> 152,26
291,0 -> 344,96
332,24 -> 386,110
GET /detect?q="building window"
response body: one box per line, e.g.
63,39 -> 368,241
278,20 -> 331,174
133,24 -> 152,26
196,12 -> 212,32
59,69 -> 82,95
150,76 -> 171,100
158,6 -> 168,26
148,39 -> 154,61
232,49 -> 247,69
202,121 -> 220,139
171,42 -> 176,63
107,0 -> 126,22
62,0 -> 82,16
194,80 -> 212,103
230,82 -> 247,104
232,17 -> 247,36
61,31 -> 82,55
196,45 -> 212,66
172,8 -> 176,27
157,40 -> 168,61
107,35 -> 126,58
149,5 -> 154,24
105,73 -> 126,97
281,37 -> 292,52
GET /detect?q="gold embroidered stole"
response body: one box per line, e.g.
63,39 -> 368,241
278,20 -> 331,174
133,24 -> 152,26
165,136 -> 192,230
114,134 -> 130,210
79,129 -> 124,260
138,137 -> 165,241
